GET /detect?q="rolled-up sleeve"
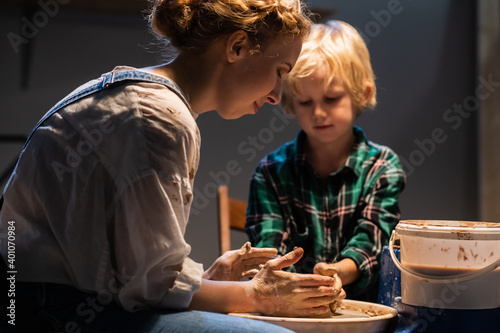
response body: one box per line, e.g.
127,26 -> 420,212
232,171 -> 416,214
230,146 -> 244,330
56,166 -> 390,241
113,171 -> 203,312
107,82 -> 203,312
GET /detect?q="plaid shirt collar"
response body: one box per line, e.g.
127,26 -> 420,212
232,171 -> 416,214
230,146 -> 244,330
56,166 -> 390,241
292,126 -> 369,178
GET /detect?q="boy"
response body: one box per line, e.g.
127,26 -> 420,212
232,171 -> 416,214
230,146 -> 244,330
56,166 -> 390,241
246,21 -> 406,302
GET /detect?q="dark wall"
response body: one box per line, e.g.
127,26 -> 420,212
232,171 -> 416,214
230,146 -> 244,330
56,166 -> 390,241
331,0 -> 478,221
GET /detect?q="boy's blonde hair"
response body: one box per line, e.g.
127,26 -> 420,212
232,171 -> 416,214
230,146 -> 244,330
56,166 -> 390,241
281,20 -> 376,116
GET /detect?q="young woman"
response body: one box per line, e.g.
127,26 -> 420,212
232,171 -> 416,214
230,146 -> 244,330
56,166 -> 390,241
0,1 -> 345,332
246,21 -> 406,302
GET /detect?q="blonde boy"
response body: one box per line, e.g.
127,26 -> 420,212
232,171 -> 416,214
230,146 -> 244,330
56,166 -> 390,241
246,21 -> 406,301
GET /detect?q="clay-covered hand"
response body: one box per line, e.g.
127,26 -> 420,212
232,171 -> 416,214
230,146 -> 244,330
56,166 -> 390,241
313,262 -> 346,314
247,247 -> 343,318
203,242 -> 278,281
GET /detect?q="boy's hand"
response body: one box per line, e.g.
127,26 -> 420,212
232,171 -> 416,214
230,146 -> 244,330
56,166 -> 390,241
313,262 -> 346,314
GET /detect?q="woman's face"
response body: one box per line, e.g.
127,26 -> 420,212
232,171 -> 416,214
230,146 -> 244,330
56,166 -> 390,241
216,36 -> 303,119
293,69 -> 356,148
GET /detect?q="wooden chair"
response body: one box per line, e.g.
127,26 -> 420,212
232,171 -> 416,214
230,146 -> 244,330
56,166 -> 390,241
217,185 -> 248,255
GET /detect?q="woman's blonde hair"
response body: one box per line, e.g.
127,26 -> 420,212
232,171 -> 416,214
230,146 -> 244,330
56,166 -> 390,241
148,0 -> 312,55
281,20 -> 376,116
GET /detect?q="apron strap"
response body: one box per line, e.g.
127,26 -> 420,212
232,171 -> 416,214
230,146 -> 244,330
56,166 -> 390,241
24,69 -> 190,148
0,70 -> 190,212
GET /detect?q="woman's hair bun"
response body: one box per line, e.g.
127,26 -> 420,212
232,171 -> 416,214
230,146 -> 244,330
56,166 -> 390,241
148,0 -> 312,54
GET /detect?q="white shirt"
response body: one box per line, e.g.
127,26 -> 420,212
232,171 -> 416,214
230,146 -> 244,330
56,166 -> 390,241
0,66 -> 204,311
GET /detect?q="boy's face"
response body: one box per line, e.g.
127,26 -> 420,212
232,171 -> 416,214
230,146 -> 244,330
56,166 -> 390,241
293,68 -> 356,148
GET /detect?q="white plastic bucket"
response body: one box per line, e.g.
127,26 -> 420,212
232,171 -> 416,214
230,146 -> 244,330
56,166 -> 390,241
389,220 -> 500,309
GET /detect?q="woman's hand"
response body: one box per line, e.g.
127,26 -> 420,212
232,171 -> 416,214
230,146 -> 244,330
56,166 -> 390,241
203,242 -> 278,281
247,247 -> 345,318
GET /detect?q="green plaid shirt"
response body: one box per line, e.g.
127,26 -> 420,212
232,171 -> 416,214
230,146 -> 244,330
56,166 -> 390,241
246,127 -> 406,301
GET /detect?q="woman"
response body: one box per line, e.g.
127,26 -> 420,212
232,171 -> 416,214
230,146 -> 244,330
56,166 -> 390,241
0,1 -> 344,332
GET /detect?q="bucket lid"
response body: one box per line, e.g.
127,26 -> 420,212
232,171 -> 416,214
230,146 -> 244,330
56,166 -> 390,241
395,220 -> 500,240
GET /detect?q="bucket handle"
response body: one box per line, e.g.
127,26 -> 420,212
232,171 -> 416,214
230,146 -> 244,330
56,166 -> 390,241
389,230 -> 500,283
